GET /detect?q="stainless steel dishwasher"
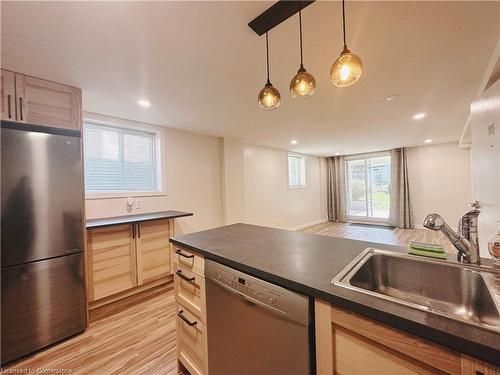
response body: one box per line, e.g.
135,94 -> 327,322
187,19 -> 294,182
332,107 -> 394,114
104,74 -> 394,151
205,259 -> 313,375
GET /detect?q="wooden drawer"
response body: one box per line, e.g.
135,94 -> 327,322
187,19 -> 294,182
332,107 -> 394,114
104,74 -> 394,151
176,303 -> 208,375
172,246 -> 205,277
174,263 -> 206,323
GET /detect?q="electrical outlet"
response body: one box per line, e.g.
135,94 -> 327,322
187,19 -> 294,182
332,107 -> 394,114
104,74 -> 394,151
126,199 -> 134,212
135,199 -> 144,209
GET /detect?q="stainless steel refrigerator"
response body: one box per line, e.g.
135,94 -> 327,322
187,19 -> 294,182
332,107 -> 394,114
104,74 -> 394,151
1,120 -> 86,364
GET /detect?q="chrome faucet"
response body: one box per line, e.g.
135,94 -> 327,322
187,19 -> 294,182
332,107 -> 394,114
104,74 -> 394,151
423,202 -> 480,265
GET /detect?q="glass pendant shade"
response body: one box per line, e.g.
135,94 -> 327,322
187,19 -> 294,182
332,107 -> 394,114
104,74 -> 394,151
290,67 -> 316,98
258,81 -> 281,110
330,47 -> 362,87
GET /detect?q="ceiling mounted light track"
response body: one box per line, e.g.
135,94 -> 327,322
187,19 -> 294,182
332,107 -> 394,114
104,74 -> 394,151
248,1 -> 315,36
258,32 -> 281,110
330,0 -> 363,87
290,10 -> 316,98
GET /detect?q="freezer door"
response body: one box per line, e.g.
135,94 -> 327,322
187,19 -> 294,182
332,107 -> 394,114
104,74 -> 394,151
1,125 -> 83,266
1,252 -> 86,364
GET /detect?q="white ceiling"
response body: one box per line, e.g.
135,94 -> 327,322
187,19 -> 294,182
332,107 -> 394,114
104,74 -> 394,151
2,1 -> 499,156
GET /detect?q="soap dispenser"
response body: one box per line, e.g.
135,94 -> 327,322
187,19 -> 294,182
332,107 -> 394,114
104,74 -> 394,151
488,231 -> 500,266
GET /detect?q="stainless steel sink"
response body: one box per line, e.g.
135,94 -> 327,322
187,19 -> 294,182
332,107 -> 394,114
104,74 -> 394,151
333,248 -> 500,331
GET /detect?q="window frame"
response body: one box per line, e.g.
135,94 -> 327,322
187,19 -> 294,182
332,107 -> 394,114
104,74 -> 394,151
83,113 -> 166,200
344,151 -> 391,224
287,152 -> 307,189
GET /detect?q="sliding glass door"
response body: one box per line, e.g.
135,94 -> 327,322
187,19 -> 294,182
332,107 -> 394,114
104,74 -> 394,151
345,152 -> 391,222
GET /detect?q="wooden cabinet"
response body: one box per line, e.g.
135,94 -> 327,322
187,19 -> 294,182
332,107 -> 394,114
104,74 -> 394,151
86,219 -> 173,304
1,69 -> 16,120
315,299 -> 500,375
176,304 -> 208,375
87,224 -> 137,301
173,246 -> 208,375
136,219 -> 172,284
15,74 -> 82,130
0,69 -> 82,131
462,355 -> 500,375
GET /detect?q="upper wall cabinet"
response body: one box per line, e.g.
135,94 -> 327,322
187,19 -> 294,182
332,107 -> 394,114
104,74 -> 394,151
1,69 -> 82,131
1,70 -> 16,120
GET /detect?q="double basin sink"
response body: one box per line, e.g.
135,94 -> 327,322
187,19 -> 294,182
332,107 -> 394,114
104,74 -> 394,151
333,248 -> 500,331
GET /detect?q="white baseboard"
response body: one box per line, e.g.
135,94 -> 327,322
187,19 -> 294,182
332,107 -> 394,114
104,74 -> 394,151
290,218 -> 329,231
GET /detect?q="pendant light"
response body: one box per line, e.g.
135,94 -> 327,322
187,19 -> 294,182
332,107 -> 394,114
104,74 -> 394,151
330,0 -> 363,87
290,10 -> 316,98
258,32 -> 281,110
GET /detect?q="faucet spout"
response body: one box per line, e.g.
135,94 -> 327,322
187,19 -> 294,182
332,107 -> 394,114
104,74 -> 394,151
423,212 -> 480,265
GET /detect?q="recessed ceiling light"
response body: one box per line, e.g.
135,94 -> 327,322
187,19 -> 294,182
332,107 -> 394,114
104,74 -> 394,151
413,112 -> 426,120
424,139 -> 433,144
385,94 -> 400,102
137,99 -> 151,107
335,152 -> 340,156
291,140 -> 298,145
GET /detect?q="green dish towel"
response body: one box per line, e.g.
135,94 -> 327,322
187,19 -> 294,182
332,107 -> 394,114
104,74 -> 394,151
408,245 -> 447,259
408,241 -> 444,253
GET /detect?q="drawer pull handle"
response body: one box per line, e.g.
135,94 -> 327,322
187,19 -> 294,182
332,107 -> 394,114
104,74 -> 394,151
7,94 -> 12,118
175,249 -> 194,259
177,310 -> 197,326
19,97 -> 23,121
176,270 -> 195,282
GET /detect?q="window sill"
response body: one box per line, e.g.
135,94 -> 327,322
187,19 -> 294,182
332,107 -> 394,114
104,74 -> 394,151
288,185 -> 307,190
85,191 -> 167,200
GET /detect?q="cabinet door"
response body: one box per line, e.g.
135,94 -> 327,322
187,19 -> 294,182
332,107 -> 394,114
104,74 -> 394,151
136,219 -> 172,284
1,69 -> 16,120
87,224 -> 137,301
15,74 -> 82,130
461,355 -> 500,375
333,327 -> 440,375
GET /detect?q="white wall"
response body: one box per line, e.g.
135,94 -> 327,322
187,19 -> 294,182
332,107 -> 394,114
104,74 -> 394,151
243,144 -> 327,230
407,142 -> 472,227
470,79 -> 500,257
85,121 -> 223,235
221,138 -> 246,224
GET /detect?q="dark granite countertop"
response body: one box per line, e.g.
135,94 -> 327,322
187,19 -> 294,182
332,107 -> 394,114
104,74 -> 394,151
170,223 -> 500,366
86,210 -> 193,228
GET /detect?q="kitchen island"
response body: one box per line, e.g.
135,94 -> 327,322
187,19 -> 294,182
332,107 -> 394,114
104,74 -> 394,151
170,223 -> 500,374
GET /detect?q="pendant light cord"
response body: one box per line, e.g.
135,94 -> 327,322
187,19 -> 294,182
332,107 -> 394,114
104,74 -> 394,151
342,0 -> 347,49
265,31 -> 270,84
299,10 -> 304,68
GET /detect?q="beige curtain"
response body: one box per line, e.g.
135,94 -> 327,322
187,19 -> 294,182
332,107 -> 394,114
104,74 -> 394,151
327,156 -> 347,222
389,148 -> 414,228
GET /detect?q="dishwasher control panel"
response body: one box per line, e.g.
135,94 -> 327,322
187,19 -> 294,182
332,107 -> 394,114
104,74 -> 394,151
213,266 -> 284,311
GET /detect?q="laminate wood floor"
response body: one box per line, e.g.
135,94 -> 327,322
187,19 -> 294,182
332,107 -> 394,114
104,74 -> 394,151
3,284 -> 187,375
301,221 -> 456,253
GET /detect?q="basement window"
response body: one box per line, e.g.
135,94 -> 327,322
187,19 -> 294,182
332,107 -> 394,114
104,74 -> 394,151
83,121 -> 163,196
288,153 -> 306,189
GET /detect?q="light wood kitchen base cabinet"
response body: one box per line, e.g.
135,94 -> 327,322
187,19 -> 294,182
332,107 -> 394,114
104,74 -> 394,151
314,299 -> 499,375
87,224 -> 137,301
172,246 -> 208,375
86,219 -> 173,304
0,69 -> 82,130
136,218 -> 172,284
1,69 -> 16,120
